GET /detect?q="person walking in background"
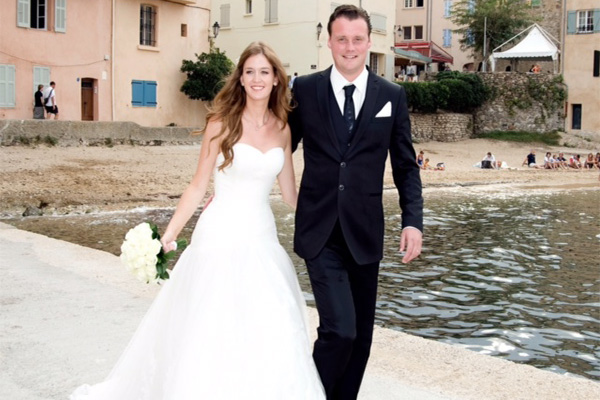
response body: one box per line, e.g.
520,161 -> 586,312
289,4 -> 423,399
43,81 -> 59,119
33,84 -> 45,119
289,72 -> 298,90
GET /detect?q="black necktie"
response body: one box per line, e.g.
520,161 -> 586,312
343,85 -> 356,133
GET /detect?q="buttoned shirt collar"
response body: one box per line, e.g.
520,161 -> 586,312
330,65 -> 369,115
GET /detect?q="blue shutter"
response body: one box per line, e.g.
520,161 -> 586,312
144,81 -> 157,107
55,0 -> 67,33
593,10 -> 600,33
132,80 -> 144,106
18,0 -> 30,27
444,0 -> 452,18
567,11 -> 577,34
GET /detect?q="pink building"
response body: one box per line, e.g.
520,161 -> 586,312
1,0 -> 211,127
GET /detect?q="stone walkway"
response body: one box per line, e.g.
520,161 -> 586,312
1,222 -> 598,399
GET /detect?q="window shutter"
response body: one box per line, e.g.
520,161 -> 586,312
220,4 -> 230,28
444,0 -> 452,18
265,0 -> 278,23
18,0 -> 31,27
132,80 -> 144,106
55,0 -> 67,33
567,11 -> 577,34
0,65 -> 16,108
33,66 -> 50,95
593,9 -> 600,33
144,81 -> 157,106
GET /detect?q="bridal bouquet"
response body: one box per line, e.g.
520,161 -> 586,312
120,222 -> 187,284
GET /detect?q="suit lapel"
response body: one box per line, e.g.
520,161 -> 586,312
350,72 -> 380,149
317,67 -> 343,156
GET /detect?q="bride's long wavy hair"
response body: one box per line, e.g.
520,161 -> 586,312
201,41 -> 291,171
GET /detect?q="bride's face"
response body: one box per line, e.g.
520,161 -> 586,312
240,54 -> 278,101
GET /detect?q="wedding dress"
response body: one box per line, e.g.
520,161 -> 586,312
70,143 -> 325,399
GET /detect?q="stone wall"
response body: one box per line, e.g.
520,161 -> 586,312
474,73 -> 565,135
0,120 -> 200,146
410,113 -> 473,143
1,116 -> 472,146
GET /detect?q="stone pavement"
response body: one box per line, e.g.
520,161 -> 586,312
1,222 -> 598,400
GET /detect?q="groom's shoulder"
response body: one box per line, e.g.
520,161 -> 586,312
296,67 -> 331,87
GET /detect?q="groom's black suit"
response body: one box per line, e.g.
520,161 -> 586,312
289,67 -> 423,399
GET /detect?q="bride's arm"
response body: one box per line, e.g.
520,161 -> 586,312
161,120 -> 222,251
278,124 -> 298,210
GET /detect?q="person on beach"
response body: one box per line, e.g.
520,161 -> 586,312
417,150 -> 425,168
289,4 -> 423,399
70,42 -> 325,399
584,153 -> 596,169
569,154 -> 582,169
522,150 -> 541,169
481,152 -> 498,169
543,152 -> 556,169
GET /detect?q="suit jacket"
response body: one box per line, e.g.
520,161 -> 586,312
289,67 -> 423,265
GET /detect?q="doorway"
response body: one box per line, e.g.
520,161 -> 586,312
572,104 -> 582,130
81,78 -> 95,121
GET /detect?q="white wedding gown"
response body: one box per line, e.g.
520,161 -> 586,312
70,143 -> 325,399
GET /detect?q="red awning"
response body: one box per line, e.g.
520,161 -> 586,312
395,41 -> 454,64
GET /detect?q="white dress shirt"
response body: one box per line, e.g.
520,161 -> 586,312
330,65 -> 369,117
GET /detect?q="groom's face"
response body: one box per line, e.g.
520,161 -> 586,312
328,16 -> 371,81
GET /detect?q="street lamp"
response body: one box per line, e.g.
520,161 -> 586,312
316,22 -> 323,40
211,21 -> 220,39
394,25 -> 403,37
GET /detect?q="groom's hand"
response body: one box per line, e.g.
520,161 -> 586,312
399,228 -> 422,264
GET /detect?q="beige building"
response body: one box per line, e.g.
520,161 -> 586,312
1,0 -> 211,127
1,0 -> 112,121
211,0 -> 398,80
394,0 -> 470,74
562,0 -> 599,135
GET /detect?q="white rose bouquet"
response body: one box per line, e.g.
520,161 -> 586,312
120,222 -> 187,284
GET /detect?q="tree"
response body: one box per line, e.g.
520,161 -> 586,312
451,0 -> 533,57
180,48 -> 234,101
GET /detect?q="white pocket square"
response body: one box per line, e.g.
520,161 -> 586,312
375,101 -> 391,118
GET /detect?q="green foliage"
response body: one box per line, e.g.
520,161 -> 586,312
479,130 -> 561,145
398,82 -> 450,113
398,72 -> 490,113
451,0 -> 533,56
180,48 -> 235,101
149,222 -> 188,281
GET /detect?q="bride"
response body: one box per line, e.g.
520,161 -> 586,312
70,41 -> 325,399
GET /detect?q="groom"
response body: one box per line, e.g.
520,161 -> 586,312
289,4 -> 423,399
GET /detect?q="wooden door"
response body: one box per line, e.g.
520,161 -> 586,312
81,79 -> 94,121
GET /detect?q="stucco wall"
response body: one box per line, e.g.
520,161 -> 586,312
0,0 -> 112,121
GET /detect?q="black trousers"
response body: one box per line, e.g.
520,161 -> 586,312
306,222 -> 379,400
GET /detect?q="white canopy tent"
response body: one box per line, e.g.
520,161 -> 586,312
490,24 -> 560,72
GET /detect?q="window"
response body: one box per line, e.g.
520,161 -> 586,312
404,0 -> 423,8
55,0 -> 66,32
443,29 -> 452,47
132,80 -> 157,107
404,26 -> 412,40
140,5 -> 156,46
594,51 -> 600,77
370,13 -> 386,33
576,10 -> 594,33
18,0 -> 47,29
571,104 -> 582,130
181,23 -> 187,37
444,0 -> 452,18
265,0 -> 278,23
33,66 -> 50,96
369,53 -> 379,75
220,4 -> 230,28
466,28 -> 475,45
415,26 -> 423,40
0,65 -> 16,108
245,0 -> 252,14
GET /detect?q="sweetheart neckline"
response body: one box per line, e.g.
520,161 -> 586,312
234,142 -> 284,155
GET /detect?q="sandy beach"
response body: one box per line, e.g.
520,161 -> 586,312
0,138 -> 598,217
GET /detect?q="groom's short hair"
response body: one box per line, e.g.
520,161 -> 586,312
327,4 -> 372,37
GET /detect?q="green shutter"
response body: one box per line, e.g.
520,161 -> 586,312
567,11 -> 577,34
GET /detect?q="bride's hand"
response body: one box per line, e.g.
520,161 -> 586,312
161,232 -> 177,253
